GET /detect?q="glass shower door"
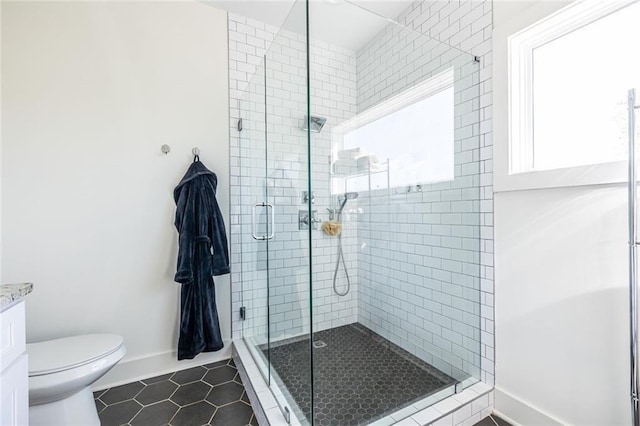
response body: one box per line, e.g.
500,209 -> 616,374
240,0 -> 313,423
238,58 -> 271,382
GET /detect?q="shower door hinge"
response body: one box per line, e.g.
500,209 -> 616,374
237,118 -> 243,132
240,306 -> 246,321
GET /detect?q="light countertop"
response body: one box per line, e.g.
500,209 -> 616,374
0,282 -> 33,311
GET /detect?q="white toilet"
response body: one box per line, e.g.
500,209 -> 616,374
27,334 -> 126,426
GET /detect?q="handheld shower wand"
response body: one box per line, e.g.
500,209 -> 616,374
337,192 -> 358,219
333,192 -> 358,296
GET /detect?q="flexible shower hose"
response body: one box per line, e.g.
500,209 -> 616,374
332,231 -> 351,296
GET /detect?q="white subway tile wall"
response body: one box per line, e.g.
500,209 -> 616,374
412,0 -> 493,390
228,0 -> 494,409
353,6 -> 486,381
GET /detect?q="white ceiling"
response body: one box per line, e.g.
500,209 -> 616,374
205,0 -> 416,51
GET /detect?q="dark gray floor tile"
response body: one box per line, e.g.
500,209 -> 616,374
227,359 -> 236,368
170,401 -> 216,426
474,417 -> 496,426
203,360 -> 228,370
100,382 -> 145,405
492,415 -> 512,426
171,381 -> 212,406
171,366 -> 207,385
94,389 -> 107,399
240,391 -> 250,405
135,380 -> 178,405
95,398 -> 106,413
249,413 -> 259,426
131,400 -> 180,426
209,401 -> 253,426
474,415 -> 513,426
233,372 -> 243,384
202,365 -> 237,386
142,373 -> 173,385
206,381 -> 244,407
99,400 -> 143,426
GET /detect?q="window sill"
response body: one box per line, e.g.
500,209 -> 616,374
494,160 -> 627,193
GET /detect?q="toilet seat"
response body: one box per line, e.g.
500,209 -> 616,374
27,334 -> 126,424
28,334 -> 124,376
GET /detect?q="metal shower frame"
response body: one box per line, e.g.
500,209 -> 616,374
629,88 -> 640,426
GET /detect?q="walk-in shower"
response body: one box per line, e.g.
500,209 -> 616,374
233,0 -> 482,424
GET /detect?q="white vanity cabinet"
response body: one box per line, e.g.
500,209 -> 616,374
0,298 -> 29,426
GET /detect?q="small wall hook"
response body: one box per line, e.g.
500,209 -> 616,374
192,147 -> 200,162
161,144 -> 171,154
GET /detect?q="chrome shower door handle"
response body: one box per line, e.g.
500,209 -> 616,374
251,202 -> 275,241
252,202 -> 266,241
265,203 -> 275,240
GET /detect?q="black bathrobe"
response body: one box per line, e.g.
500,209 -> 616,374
173,160 -> 230,360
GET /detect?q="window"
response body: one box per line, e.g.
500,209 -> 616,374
331,69 -> 454,193
509,0 -> 640,175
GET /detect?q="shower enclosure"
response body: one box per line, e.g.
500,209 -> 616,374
234,1 -> 482,424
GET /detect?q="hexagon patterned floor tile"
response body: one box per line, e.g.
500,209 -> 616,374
94,359 -> 257,426
262,323 -> 457,426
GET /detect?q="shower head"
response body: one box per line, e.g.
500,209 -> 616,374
338,191 -> 359,213
302,115 -> 327,133
344,192 -> 359,200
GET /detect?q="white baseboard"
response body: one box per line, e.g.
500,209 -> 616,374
494,387 -> 565,426
92,339 -> 232,391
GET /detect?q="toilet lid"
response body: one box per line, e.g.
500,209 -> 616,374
28,334 -> 124,376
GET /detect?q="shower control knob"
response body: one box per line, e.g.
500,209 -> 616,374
302,191 -> 315,204
300,215 -> 320,225
298,210 -> 319,230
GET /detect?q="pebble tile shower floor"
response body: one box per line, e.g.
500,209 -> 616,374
262,323 -> 457,425
93,359 -> 257,426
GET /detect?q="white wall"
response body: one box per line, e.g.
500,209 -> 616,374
494,1 -> 629,424
1,1 -> 231,385
495,186 -> 628,425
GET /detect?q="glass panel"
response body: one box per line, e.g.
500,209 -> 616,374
239,58 -> 271,381
264,1 -> 313,424
309,1 -> 482,424
532,1 -> 640,171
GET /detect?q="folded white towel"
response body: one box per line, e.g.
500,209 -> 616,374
357,154 -> 379,170
337,147 -> 362,160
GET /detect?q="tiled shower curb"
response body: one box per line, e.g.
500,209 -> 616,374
233,341 -> 272,426
234,340 -> 300,426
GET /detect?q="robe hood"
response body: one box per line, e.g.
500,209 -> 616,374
173,160 -> 217,204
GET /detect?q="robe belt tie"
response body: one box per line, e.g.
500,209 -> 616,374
195,235 -> 211,244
